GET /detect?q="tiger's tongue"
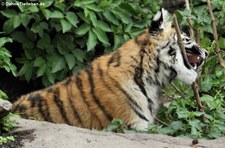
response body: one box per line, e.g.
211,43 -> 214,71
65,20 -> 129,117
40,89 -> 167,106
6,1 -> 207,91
187,54 -> 200,65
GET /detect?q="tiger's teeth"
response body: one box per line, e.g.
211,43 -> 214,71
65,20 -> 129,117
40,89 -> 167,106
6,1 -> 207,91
193,64 -> 197,70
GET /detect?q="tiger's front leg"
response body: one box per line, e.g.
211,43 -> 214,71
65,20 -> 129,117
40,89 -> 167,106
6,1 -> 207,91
130,120 -> 150,131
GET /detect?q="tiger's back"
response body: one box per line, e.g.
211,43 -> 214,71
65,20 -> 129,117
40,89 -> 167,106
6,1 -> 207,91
12,9 -> 207,130
12,33 -> 157,130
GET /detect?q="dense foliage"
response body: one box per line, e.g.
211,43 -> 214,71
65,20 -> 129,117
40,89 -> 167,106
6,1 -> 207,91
1,0 -> 161,86
0,37 -> 17,145
148,0 -> 225,139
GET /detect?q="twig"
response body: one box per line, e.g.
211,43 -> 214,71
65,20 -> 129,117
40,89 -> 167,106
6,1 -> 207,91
171,82 -> 186,99
191,83 -> 204,112
173,14 -> 205,116
185,0 -> 195,38
154,116 -> 169,126
184,0 -> 205,119
172,14 -> 189,63
207,0 -> 225,75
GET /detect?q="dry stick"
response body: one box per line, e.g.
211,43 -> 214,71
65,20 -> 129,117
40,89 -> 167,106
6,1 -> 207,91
171,83 -> 186,99
207,0 -> 225,75
154,117 -> 169,126
185,0 -> 205,114
173,15 -> 189,64
173,15 -> 205,113
185,0 -> 195,39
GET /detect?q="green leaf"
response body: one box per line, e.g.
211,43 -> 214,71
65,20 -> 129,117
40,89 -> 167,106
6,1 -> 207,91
74,0 -> 95,7
52,57 -> 66,73
189,119 -> 202,131
201,95 -> 218,110
28,6 -> 39,12
34,57 -> 45,67
169,121 -> 184,130
215,66 -> 223,78
75,24 -> 91,36
176,108 -> 189,119
87,30 -> 97,51
20,14 -> 31,27
96,20 -> 112,32
37,63 -> 46,77
92,27 -> 110,45
1,9 -> 17,18
13,16 -> 21,29
201,75 -> 213,92
40,1 -> 53,8
77,12 -> 91,24
103,11 -> 119,25
60,19 -> 72,33
86,4 -> 102,12
3,19 -> 14,34
219,37 -> 225,49
88,11 -> 97,26
50,10 -> 64,19
72,49 -> 86,62
37,33 -> 51,49
0,37 -> 13,47
64,53 -> 75,70
31,23 -> 44,38
112,9 -> 130,24
65,12 -> 79,27
46,68 -> 55,84
41,9 -> 51,20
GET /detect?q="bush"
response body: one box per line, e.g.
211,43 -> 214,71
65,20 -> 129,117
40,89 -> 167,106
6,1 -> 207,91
0,0 -> 161,86
0,36 -> 17,145
148,0 -> 225,139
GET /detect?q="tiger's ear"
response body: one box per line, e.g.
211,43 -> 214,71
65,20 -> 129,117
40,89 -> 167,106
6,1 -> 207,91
149,8 -> 172,33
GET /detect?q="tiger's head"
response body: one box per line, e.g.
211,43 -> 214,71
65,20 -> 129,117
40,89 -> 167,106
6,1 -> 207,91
150,8 -> 208,85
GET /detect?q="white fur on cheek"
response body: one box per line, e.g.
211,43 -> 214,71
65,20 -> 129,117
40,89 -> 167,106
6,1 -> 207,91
173,49 -> 197,85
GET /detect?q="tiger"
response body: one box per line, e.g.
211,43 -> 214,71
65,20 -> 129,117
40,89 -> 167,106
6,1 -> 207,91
12,8 -> 207,131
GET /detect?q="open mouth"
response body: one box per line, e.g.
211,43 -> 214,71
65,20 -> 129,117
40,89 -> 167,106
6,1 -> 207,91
186,50 -> 204,70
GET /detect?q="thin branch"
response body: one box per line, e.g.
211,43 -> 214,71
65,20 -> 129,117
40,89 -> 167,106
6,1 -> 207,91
191,83 -> 204,112
172,14 -> 189,63
171,82 -> 186,99
185,0 -> 195,38
207,0 -> 225,75
173,14 -> 205,116
154,116 -> 169,126
185,0 -> 205,118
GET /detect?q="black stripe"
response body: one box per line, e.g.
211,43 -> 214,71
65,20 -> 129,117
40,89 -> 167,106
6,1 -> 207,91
16,104 -> 26,113
28,94 -> 38,108
53,88 -> 70,125
106,73 -> 149,122
133,50 -> 154,112
85,66 -> 113,121
76,71 -> 103,129
134,35 -> 148,47
107,51 -> 121,67
161,40 -> 171,50
169,67 -> 177,82
168,46 -> 176,56
65,80 -> 83,126
97,64 -> 103,79
33,94 -> 52,122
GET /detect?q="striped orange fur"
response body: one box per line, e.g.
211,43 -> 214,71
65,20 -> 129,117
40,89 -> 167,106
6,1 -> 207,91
12,9 -> 207,130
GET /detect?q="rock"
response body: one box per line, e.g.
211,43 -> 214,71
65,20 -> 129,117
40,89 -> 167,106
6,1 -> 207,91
9,118 -> 225,148
0,99 -> 12,118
